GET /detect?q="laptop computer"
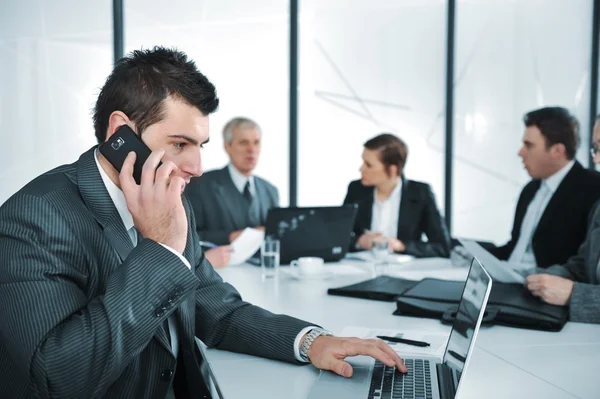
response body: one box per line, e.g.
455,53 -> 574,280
459,239 -> 525,284
265,205 -> 358,264
308,257 -> 492,399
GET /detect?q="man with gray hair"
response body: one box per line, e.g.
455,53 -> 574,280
185,117 -> 279,267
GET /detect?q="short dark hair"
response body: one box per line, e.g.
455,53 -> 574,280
523,107 -> 579,160
363,133 -> 408,177
93,46 -> 219,143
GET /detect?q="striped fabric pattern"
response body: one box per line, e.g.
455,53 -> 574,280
0,147 -> 313,398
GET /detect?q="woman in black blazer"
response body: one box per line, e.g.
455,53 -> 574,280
344,133 -> 451,258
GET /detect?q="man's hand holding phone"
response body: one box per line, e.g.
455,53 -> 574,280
120,150 -> 188,254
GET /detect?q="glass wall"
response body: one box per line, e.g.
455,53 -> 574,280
297,0 -> 447,210
452,0 -> 594,243
0,1 -> 112,204
125,0 -> 291,205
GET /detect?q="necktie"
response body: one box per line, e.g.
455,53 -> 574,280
508,182 -> 551,264
243,181 -> 253,203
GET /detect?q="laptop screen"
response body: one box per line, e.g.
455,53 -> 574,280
442,257 -> 492,395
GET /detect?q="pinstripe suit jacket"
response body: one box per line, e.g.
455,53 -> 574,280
542,201 -> 600,324
0,147 -> 313,398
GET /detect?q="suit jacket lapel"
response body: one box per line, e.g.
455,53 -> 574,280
534,163 -> 580,237
397,179 -> 416,238
358,188 -> 374,231
76,147 -> 134,262
214,167 -> 246,228
77,146 -> 173,354
254,179 -> 269,223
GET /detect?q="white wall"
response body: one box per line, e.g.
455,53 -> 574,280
0,0 -> 112,204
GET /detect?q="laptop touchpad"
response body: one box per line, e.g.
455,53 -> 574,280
307,357 -> 372,399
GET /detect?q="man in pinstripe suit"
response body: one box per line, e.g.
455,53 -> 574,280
0,47 -> 406,398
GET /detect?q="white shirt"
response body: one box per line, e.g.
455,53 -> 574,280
509,160 -> 575,266
94,152 -> 310,362
370,180 -> 402,238
228,163 -> 255,196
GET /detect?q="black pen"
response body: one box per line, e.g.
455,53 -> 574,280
377,335 -> 430,347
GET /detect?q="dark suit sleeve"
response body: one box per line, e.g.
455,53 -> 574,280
185,199 -> 314,363
0,194 -> 201,398
402,185 -> 451,258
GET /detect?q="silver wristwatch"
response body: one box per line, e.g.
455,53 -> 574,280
299,328 -> 333,362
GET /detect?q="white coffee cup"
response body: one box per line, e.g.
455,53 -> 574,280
290,257 -> 325,275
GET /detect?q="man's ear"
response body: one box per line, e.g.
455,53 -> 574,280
550,143 -> 567,159
105,111 -> 135,142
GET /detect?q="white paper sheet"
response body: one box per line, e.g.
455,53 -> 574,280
385,267 -> 469,282
341,326 -> 448,358
343,251 -> 415,264
326,264 -> 370,275
228,228 -> 265,266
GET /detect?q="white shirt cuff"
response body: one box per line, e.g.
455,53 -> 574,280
158,243 -> 192,270
294,326 -> 320,362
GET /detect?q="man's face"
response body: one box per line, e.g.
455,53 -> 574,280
139,97 -> 209,186
592,120 -> 600,166
517,126 -> 557,179
224,126 -> 261,175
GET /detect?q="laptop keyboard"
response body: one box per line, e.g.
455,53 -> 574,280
367,359 -> 433,399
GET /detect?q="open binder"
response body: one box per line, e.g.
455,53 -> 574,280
393,278 -> 568,331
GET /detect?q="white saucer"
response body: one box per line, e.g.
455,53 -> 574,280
281,268 -> 333,280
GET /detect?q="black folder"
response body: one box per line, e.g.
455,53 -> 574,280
327,275 -> 417,302
393,278 -> 568,332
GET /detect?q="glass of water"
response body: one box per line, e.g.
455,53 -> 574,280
371,239 -> 389,275
261,236 -> 280,279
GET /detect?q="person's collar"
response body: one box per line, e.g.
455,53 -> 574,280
374,178 -> 402,204
543,159 -> 575,193
94,149 -> 134,231
228,163 -> 254,193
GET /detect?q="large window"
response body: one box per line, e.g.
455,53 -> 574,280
125,0 -> 291,205
0,1 -> 112,204
452,0 -> 594,243
297,0 -> 447,212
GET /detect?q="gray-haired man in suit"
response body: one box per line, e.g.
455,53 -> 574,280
0,47 -> 406,399
527,116 -> 600,324
185,117 -> 278,267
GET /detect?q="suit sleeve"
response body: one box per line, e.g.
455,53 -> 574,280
184,199 -> 315,363
402,185 -> 451,258
0,194 -> 200,398
568,283 -> 600,323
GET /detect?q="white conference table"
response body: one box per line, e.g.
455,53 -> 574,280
202,258 -> 600,399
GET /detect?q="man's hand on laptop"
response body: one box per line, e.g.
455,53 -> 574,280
307,336 -> 407,378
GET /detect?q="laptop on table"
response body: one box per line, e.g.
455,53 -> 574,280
264,205 -> 358,264
308,257 -> 492,399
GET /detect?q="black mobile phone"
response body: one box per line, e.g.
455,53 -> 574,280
98,125 -> 153,184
